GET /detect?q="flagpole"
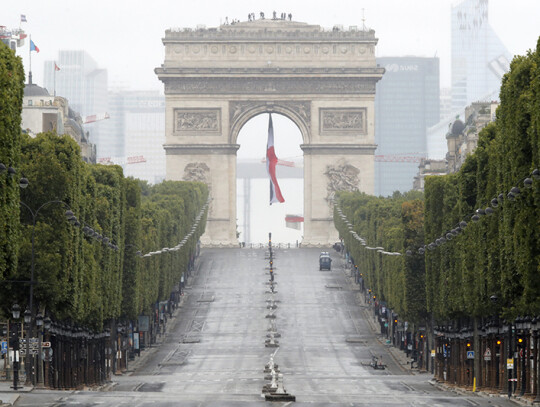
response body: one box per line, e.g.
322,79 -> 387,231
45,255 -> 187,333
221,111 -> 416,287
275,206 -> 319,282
28,35 -> 32,84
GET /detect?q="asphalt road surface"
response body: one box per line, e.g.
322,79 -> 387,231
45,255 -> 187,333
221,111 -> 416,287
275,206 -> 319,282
14,247 -> 519,406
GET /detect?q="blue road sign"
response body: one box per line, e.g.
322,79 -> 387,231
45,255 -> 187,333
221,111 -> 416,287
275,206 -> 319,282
467,351 -> 475,359
1,341 -> 7,354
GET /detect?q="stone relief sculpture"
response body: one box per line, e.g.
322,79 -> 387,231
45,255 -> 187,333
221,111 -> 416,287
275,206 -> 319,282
321,109 -> 366,133
175,109 -> 220,132
324,162 -> 360,204
183,162 -> 211,185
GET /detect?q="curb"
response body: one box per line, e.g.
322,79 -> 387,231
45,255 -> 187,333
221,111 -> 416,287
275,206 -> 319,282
430,378 -> 528,405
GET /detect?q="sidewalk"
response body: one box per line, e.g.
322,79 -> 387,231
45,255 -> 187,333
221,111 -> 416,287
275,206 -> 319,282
0,380 -> 32,406
121,291 -> 189,377
0,262 -> 197,405
430,379 -> 530,406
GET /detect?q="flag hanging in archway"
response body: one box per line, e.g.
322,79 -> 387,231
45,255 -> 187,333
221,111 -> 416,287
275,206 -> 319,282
266,114 -> 285,204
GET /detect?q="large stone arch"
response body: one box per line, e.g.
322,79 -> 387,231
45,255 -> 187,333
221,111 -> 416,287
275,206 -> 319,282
156,19 -> 384,246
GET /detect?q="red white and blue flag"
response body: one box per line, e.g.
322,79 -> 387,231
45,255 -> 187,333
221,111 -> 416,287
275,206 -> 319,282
30,39 -> 39,53
266,114 -> 285,205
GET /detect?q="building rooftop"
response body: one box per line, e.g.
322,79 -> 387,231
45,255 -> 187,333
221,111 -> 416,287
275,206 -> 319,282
24,82 -> 50,97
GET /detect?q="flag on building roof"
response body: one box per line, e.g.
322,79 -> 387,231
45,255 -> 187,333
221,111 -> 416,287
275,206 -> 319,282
30,39 -> 39,53
20,15 -> 27,23
54,62 -> 60,71
266,114 -> 285,205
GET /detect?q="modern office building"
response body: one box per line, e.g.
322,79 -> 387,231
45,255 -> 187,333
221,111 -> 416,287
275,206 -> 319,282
427,0 -> 512,160
100,90 -> 166,184
43,51 -> 108,156
374,57 -> 440,196
450,0 -> 512,112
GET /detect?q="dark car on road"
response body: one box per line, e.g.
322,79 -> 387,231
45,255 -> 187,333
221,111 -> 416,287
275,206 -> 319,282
319,253 -> 332,270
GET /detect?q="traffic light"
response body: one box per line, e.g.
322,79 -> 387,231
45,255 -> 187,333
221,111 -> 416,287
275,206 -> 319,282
466,342 -> 472,348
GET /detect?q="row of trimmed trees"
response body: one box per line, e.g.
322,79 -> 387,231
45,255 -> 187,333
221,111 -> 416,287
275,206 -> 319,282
1,42 -> 208,330
1,42 -> 208,388
335,38 -> 540,396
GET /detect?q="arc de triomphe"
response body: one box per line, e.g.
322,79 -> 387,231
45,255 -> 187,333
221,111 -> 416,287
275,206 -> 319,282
156,19 -> 384,246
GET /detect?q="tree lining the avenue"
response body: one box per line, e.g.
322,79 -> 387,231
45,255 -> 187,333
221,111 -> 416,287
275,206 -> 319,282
0,42 -> 24,285
335,38 -> 540,394
336,37 -> 540,327
0,43 -> 208,330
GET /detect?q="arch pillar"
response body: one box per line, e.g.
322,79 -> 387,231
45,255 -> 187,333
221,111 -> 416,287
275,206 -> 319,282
301,143 -> 376,246
165,143 -> 240,246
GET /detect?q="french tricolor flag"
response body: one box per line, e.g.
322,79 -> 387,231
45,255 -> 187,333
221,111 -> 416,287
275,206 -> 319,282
266,114 -> 285,205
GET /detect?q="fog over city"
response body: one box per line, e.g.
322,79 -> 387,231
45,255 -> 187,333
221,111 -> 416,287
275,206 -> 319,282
4,1 -> 539,93
4,0 -> 539,242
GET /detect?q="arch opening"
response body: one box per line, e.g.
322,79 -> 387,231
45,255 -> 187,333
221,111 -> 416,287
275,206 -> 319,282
236,113 -> 304,245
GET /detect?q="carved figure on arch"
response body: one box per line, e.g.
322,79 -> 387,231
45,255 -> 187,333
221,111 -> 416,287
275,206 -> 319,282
183,162 -> 211,185
324,161 -> 360,205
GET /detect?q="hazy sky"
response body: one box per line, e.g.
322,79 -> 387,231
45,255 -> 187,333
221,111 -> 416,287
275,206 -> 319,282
3,0 -> 540,91
3,1 -> 539,241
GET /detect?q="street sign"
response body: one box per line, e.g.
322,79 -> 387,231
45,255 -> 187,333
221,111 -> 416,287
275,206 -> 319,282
484,348 -> 492,361
1,341 -> 7,355
431,349 -> 436,358
507,358 -> 514,369
467,351 -> 475,359
43,348 -> 53,362
19,348 -> 38,356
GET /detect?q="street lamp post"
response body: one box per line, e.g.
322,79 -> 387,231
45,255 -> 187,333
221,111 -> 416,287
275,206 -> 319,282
10,304 -> 21,390
19,199 -> 72,385
42,316 -> 51,388
35,312 -> 44,388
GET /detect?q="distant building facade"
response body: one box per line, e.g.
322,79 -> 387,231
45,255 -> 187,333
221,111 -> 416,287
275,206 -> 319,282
100,90 -> 165,184
446,101 -> 498,173
22,82 -> 96,163
414,100 -> 498,191
429,0 -> 511,160
375,57 -> 440,196
43,51 -> 108,157
440,87 -> 452,120
413,158 -> 447,191
451,0 -> 511,111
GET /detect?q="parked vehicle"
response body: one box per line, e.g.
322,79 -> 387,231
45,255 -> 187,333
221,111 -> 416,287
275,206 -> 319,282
319,254 -> 332,270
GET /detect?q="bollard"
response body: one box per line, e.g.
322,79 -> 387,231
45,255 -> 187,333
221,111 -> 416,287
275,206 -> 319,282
269,371 -> 278,391
275,374 -> 286,394
265,332 -> 279,348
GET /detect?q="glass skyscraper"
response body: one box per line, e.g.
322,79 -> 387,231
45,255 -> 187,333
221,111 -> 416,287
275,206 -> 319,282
375,57 -> 440,197
44,51 -> 108,156
451,0 -> 512,111
101,90 -> 166,184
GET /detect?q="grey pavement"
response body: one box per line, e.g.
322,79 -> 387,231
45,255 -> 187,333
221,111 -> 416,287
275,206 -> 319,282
5,247 -> 527,406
